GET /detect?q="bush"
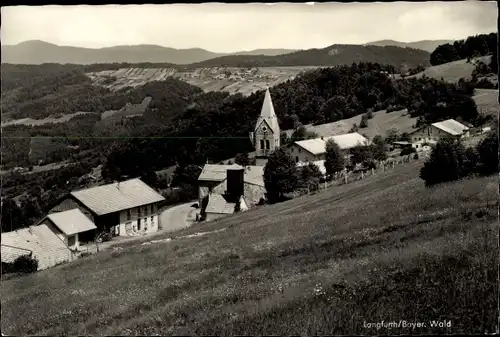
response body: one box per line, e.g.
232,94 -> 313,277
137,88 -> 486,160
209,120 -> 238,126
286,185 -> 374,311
420,138 -> 468,187
12,254 -> 39,274
413,153 -> 419,160
400,147 -> 416,156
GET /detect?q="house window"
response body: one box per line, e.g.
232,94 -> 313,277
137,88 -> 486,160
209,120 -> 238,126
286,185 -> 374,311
137,218 -> 141,230
144,206 -> 148,216
291,147 -> 294,153
138,207 -> 141,217
296,156 -> 299,163
150,204 -> 154,214
298,148 -> 302,153
265,140 -> 270,150
260,139 -> 265,150
150,216 -> 154,226
126,209 -> 131,221
67,235 -> 76,247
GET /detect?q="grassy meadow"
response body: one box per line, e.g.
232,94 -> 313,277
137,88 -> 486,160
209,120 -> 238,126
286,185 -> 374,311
1,162 -> 498,335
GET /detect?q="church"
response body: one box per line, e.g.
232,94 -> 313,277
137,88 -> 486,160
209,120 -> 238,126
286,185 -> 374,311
249,87 -> 281,166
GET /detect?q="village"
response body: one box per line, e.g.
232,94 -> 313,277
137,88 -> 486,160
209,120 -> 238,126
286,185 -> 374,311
0,86 -> 484,273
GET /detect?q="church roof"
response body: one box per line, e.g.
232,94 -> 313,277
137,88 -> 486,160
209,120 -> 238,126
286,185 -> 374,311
254,87 -> 280,135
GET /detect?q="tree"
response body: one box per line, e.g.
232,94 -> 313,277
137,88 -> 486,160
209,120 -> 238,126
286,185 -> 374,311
140,169 -> 160,189
171,164 -> 202,199
324,139 -> 345,177
263,148 -> 298,203
359,116 -> 369,128
371,135 -> 388,161
420,138 -> 467,187
299,162 -> 323,191
350,144 -> 374,166
385,127 -> 400,144
234,152 -> 250,167
476,128 -> 499,175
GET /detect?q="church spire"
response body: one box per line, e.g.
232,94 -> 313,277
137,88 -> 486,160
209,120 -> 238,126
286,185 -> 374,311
254,87 -> 279,135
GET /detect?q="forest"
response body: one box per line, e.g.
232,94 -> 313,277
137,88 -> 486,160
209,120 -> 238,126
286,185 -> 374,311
430,32 -> 497,72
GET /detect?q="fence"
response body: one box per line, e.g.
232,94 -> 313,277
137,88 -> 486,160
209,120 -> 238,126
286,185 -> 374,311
302,150 -> 431,195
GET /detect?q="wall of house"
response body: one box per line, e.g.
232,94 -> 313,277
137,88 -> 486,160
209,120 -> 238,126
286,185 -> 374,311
286,144 -> 322,164
198,180 -> 224,204
41,220 -> 80,250
117,202 -> 160,237
49,197 -> 95,223
211,181 -> 266,206
410,125 -> 460,144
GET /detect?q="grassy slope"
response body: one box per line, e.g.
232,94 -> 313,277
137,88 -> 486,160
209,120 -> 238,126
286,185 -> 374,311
1,162 -> 497,335
408,56 -> 492,83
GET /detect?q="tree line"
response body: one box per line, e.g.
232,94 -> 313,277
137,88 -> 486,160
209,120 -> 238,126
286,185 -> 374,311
430,32 -> 497,66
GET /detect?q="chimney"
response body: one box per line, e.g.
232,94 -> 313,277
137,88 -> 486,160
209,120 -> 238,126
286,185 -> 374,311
226,166 -> 245,203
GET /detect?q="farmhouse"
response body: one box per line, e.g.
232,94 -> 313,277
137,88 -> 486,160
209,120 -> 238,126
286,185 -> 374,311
198,164 -> 266,205
286,132 -> 369,164
36,209 -> 97,250
48,178 -> 165,240
198,165 -> 266,221
410,119 -> 470,148
1,225 -> 74,271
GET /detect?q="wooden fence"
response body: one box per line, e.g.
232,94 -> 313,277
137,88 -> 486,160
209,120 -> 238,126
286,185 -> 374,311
302,150 -> 431,195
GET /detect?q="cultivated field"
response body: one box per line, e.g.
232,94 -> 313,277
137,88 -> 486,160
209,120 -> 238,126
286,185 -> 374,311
1,162 -> 497,335
87,67 -> 322,96
408,56 -> 492,83
0,112 -> 96,128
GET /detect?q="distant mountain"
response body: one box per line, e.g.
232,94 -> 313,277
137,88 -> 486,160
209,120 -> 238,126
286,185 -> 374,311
364,39 -> 456,53
0,40 -> 298,65
184,44 -> 431,69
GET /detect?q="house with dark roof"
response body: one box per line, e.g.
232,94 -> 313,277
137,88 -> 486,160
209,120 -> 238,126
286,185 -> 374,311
36,209 -> 97,250
48,178 -> 165,240
199,165 -> 265,221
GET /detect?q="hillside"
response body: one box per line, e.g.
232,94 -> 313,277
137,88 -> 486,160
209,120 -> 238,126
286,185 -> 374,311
86,66 -> 320,96
407,56 -> 492,83
365,39 -> 456,53
286,108 -> 417,140
185,44 -> 431,69
1,163 -> 496,335
0,40 -> 298,65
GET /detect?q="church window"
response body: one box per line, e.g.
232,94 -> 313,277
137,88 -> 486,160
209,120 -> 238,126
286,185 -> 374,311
260,140 -> 265,150
265,140 -> 270,150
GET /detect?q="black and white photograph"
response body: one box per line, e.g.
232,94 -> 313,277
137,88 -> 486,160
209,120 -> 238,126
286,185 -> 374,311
0,1 -> 499,335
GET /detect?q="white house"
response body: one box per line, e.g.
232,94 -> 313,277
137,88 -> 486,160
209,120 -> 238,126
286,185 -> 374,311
410,119 -> 470,149
37,209 -> 97,250
286,132 -> 370,164
48,178 -> 165,239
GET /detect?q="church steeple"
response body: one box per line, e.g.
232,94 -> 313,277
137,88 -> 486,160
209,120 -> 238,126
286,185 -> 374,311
250,87 -> 281,166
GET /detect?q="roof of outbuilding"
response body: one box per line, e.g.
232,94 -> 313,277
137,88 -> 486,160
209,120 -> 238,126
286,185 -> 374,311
1,225 -> 72,270
198,164 -> 265,187
431,119 -> 469,136
294,132 -> 369,155
47,209 -> 97,236
204,194 -> 237,215
70,178 -> 165,216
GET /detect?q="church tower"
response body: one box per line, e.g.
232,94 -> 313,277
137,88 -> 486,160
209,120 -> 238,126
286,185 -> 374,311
249,87 -> 280,166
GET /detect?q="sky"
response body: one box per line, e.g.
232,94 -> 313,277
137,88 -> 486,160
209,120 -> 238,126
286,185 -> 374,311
1,2 -> 497,53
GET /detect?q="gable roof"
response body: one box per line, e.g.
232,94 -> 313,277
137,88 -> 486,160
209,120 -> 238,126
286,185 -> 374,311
198,164 -> 265,186
204,193 -> 237,215
70,178 -> 165,216
1,225 -> 73,270
254,87 -> 280,135
294,132 -> 369,155
46,209 -> 97,236
431,119 -> 469,136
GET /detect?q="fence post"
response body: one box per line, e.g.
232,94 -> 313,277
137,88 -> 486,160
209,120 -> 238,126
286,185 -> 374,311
361,170 -> 364,179
344,173 -> 348,185
372,168 -> 375,176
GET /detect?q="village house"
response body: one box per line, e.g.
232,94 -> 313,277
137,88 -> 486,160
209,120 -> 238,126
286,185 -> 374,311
286,132 -> 370,164
410,119 -> 470,149
1,225 -> 75,271
36,209 -> 97,251
48,178 -> 165,240
199,165 -> 264,221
